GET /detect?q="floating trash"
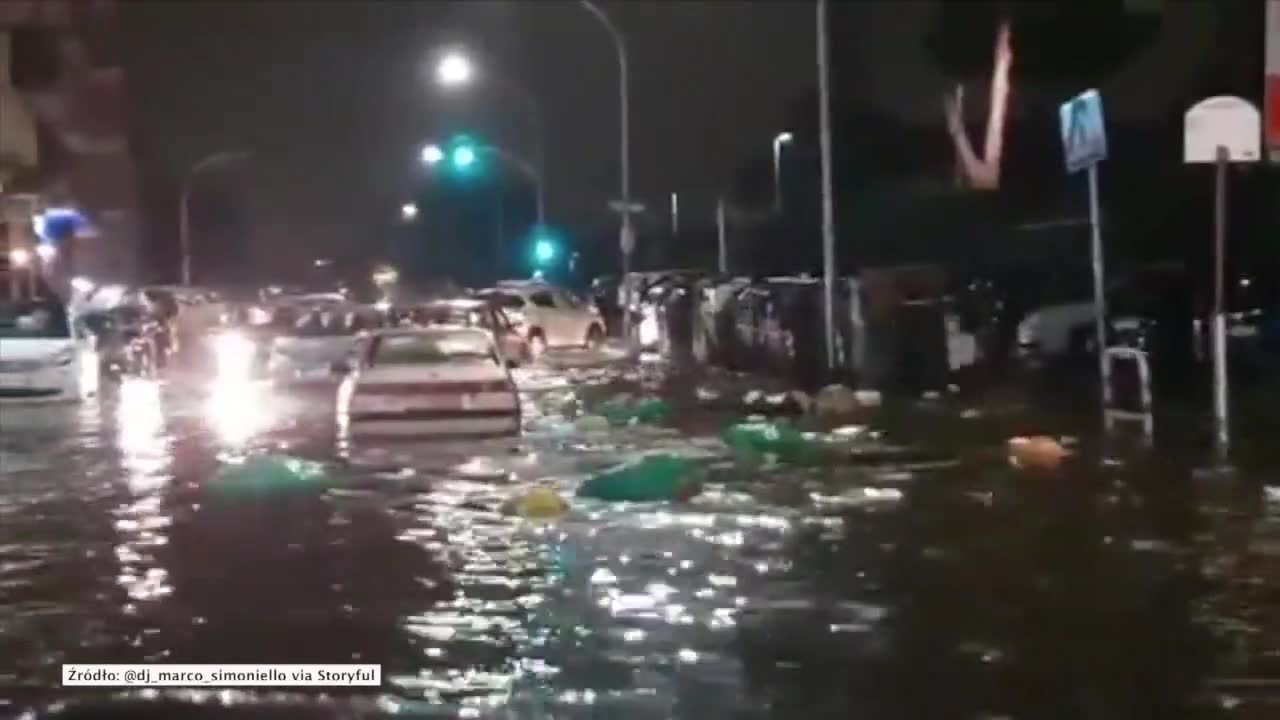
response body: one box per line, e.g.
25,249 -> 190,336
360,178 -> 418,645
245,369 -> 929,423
577,454 -> 703,502
501,487 -> 570,519
212,454 -> 332,495
1007,436 -> 1072,471
723,420 -> 824,466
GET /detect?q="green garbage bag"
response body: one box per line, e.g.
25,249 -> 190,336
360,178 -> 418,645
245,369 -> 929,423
577,454 -> 702,502
631,397 -> 672,424
598,397 -> 672,427
599,399 -> 634,427
213,455 -> 331,495
722,420 -> 825,466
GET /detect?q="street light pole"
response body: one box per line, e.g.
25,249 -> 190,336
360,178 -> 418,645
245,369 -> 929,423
180,150 -> 249,286
772,131 -> 793,211
816,0 -> 838,371
579,0 -> 634,341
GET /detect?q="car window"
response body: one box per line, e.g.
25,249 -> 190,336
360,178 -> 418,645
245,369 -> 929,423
289,311 -> 349,337
529,291 -> 556,309
368,332 -> 496,366
0,302 -> 72,339
493,309 -> 514,330
477,292 -> 524,310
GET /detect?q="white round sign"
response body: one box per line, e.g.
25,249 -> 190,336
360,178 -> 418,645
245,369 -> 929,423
1184,96 -> 1261,164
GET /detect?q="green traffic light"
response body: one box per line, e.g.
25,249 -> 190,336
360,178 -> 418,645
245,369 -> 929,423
452,145 -> 476,169
534,239 -> 556,264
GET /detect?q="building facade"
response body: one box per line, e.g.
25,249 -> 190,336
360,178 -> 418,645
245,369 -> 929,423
1,0 -> 141,297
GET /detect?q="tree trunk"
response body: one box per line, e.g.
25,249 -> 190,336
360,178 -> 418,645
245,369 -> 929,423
944,20 -> 1013,190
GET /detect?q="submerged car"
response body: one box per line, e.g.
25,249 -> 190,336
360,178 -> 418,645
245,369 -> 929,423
266,309 -> 360,386
0,300 -> 99,401
337,326 -> 520,440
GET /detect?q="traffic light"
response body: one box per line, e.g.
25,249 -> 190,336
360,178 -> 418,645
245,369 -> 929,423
530,226 -> 561,269
452,144 -> 476,169
534,239 -> 556,264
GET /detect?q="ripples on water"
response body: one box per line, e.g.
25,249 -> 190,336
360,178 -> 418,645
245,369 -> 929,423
0,362 -> 1278,719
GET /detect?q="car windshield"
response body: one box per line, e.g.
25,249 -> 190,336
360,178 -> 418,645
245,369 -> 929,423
0,302 -> 71,339
369,332 -> 494,365
287,312 -> 350,337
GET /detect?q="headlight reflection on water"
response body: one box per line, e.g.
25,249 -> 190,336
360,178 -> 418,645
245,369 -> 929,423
205,377 -> 274,447
213,331 -> 256,382
113,377 -> 173,607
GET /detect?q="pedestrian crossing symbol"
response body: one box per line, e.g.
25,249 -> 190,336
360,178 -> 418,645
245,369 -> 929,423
1060,89 -> 1107,174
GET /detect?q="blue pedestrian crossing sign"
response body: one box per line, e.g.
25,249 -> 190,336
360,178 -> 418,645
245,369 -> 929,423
1060,89 -> 1108,174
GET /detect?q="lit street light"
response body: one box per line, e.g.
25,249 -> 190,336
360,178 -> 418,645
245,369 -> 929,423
436,51 -> 474,87
9,248 -> 31,268
421,143 -> 444,165
401,203 -> 419,221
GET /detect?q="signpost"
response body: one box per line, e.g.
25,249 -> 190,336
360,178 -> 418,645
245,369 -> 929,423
609,199 -> 644,341
1267,0 -> 1280,162
1184,95 -> 1261,464
1059,89 -> 1110,429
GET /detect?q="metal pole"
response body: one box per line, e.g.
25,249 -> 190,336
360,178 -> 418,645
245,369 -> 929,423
1087,164 -> 1110,429
180,150 -> 249,286
579,0 -> 632,341
1212,145 -> 1230,461
816,0 -> 838,370
179,180 -> 192,286
534,174 -> 546,226
716,197 -> 727,273
496,185 -> 506,279
772,137 -> 784,210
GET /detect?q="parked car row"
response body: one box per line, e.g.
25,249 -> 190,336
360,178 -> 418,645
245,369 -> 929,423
626,268 -> 977,394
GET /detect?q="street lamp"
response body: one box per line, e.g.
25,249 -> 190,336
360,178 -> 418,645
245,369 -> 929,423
421,143 -> 445,166
578,0 -> 635,341
180,149 -> 250,286
772,131 -> 793,210
401,203 -> 419,221
435,51 -> 475,87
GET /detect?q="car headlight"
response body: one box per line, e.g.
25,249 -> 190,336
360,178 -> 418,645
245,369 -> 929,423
214,332 -> 256,379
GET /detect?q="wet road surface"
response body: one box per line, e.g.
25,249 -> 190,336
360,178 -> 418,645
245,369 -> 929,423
2,351 -> 1279,719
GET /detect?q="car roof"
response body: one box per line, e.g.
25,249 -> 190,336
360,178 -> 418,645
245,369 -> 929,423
369,324 -> 490,340
422,298 -> 486,310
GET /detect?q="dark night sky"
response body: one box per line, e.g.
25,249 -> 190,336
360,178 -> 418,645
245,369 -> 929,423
120,0 -> 816,281
117,0 -> 1269,285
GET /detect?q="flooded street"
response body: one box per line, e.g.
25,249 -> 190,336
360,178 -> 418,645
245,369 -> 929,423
2,353 -> 1279,719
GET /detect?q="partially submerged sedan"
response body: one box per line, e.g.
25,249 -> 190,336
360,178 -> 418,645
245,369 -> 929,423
337,326 -> 520,441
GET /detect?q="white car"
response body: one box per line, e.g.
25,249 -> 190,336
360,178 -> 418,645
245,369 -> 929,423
0,300 -> 99,401
477,282 -> 605,355
338,326 -> 519,440
266,311 -> 359,385
1016,301 -> 1098,359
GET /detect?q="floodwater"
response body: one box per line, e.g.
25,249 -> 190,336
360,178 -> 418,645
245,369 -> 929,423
1,352 -> 1279,719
